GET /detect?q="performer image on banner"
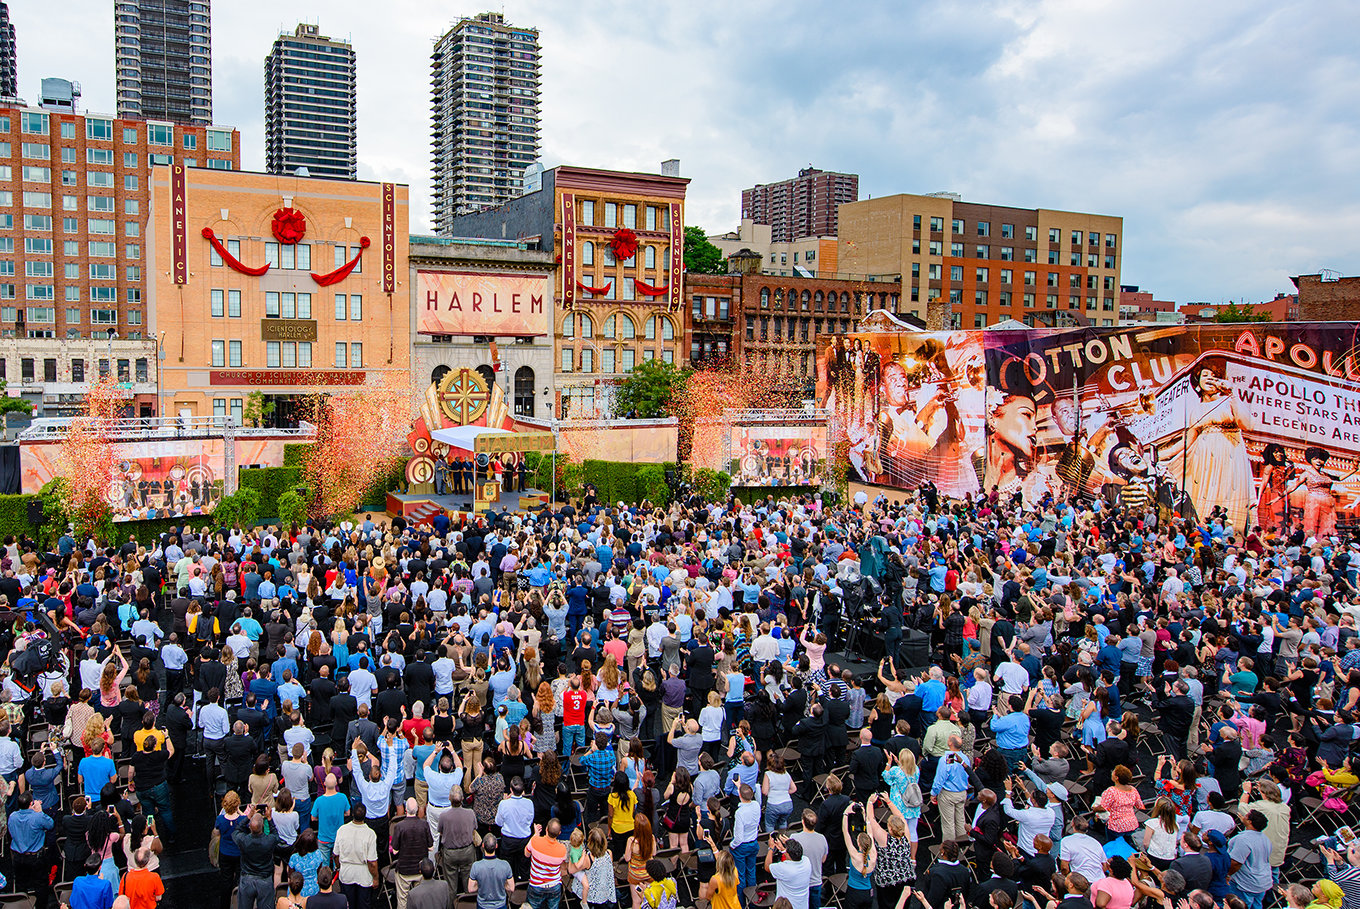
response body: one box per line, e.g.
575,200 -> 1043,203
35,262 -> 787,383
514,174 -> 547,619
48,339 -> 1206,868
1292,446 -> 1344,540
1256,443 -> 1295,536
978,367 -> 1054,502
1159,357 -> 1256,532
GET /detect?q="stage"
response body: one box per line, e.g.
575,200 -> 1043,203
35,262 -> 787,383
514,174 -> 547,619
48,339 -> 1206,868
386,487 -> 550,522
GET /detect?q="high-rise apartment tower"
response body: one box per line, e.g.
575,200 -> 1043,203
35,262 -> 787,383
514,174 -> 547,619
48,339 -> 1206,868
0,2 -> 16,100
114,0 -> 213,125
430,12 -> 540,232
741,167 -> 859,242
265,24 -> 357,180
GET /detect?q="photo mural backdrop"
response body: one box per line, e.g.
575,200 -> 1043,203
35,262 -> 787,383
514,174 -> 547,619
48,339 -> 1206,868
817,323 -> 1360,534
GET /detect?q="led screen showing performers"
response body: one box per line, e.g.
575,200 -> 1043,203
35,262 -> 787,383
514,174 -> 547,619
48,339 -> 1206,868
818,323 -> 1360,534
729,425 -> 826,486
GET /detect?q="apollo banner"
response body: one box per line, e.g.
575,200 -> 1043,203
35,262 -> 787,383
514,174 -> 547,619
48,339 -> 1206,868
817,323 -> 1360,534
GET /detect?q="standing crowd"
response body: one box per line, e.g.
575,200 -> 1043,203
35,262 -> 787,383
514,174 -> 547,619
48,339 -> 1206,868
0,481 -> 1356,909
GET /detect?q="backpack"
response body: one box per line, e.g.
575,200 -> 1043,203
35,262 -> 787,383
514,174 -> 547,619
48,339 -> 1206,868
903,777 -> 923,809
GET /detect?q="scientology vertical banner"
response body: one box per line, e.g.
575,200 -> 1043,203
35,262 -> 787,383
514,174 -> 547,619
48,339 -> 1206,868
818,323 -> 1360,533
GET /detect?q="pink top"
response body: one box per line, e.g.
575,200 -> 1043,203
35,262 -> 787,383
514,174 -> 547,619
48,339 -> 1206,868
1091,878 -> 1135,909
801,630 -> 826,672
1100,785 -> 1144,834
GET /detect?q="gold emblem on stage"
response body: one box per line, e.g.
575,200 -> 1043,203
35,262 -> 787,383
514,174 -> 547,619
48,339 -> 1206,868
436,368 -> 491,425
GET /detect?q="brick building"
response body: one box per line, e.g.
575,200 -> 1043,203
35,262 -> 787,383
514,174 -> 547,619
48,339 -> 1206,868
449,165 -> 687,419
1179,293 -> 1298,323
1293,273 -> 1360,321
838,192 -> 1122,329
741,167 -> 858,242
148,166 -> 410,424
0,98 -> 239,342
680,254 -> 901,393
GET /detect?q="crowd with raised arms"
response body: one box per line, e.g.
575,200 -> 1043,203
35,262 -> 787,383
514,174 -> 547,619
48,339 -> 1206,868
0,480 -> 1356,909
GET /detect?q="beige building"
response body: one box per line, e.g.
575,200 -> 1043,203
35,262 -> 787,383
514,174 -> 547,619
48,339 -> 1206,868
148,165 -> 410,425
707,219 -> 839,277
838,192 -> 1122,329
0,337 -> 158,417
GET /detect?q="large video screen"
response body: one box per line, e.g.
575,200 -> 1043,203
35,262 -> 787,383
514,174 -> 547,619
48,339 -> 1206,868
730,425 -> 826,486
818,324 -> 1360,534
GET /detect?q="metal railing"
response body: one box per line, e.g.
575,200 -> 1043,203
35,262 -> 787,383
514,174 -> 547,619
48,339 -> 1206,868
17,416 -> 316,442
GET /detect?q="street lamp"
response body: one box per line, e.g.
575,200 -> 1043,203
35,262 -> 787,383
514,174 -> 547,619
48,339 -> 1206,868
155,330 -> 166,421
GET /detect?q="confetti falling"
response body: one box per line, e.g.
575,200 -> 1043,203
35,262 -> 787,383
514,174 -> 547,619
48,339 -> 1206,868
302,371 -> 414,517
58,377 -> 122,534
668,366 -> 806,464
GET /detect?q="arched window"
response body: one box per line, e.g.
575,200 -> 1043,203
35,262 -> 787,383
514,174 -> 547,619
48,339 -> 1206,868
814,291 -> 823,310
582,241 -> 594,266
580,314 -> 593,338
760,288 -> 770,309
431,365 -> 450,387
840,292 -> 850,312
617,313 -> 635,339
475,364 -> 496,391
602,315 -> 616,339
513,366 -> 535,416
801,290 -> 810,311
645,316 -> 673,341
644,246 -> 656,269
774,289 -> 784,309
562,314 -> 575,338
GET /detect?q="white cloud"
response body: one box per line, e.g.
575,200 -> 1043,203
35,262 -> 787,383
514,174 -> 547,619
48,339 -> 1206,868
10,0 -> 1359,303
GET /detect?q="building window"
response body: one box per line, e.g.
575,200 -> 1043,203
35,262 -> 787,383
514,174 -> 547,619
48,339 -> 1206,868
581,241 -> 593,266
211,340 -> 225,367
560,348 -> 572,372
350,295 -> 362,320
1001,224 -> 1014,238
623,204 -> 636,229
267,342 -> 280,368
147,124 -> 173,146
513,366 -> 534,415
644,246 -> 655,269
349,343 -> 362,368
604,203 -> 616,228
621,349 -> 634,372
228,340 -> 242,367
580,200 -> 594,225
211,289 -> 224,317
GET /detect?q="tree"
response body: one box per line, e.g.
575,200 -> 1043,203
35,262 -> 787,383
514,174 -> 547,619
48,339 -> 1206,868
1212,302 -> 1270,323
242,391 -> 275,428
0,380 -> 33,440
613,359 -> 692,419
683,226 -> 726,275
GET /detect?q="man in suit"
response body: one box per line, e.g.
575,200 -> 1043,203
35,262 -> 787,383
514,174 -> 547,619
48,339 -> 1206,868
972,789 -> 1005,875
308,665 -> 339,729
821,682 -> 852,767
346,703 -> 382,755
921,840 -> 971,909
328,678 -> 359,741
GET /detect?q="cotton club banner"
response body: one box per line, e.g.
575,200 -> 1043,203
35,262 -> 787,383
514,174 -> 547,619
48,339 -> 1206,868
817,323 -> 1360,535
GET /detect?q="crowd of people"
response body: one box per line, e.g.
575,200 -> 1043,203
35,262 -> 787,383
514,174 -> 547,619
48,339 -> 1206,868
0,480 -> 1357,909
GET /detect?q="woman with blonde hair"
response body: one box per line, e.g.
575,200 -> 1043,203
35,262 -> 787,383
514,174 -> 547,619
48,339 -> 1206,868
576,825 -> 616,909
98,650 -> 130,714
883,749 -> 923,859
82,713 -> 112,757
700,849 -> 740,909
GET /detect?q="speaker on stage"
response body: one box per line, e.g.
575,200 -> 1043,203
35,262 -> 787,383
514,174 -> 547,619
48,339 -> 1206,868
897,629 -> 931,672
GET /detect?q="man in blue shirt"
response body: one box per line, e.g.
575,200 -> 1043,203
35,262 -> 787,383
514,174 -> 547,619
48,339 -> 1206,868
69,855 -> 114,909
311,773 -> 351,865
9,794 -> 55,909
990,695 -> 1031,771
77,750 -> 116,801
930,737 -> 972,844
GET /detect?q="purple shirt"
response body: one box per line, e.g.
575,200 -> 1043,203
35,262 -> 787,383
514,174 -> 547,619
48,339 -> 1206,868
661,677 -> 686,708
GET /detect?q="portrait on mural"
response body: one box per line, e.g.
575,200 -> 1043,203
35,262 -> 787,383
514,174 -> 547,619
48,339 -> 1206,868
821,323 -> 1360,534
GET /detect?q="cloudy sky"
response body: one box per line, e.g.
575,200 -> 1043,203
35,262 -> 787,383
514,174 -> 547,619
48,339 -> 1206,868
12,0 -> 1359,304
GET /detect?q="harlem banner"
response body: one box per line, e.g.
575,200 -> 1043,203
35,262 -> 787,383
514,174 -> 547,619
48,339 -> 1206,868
817,323 -> 1360,534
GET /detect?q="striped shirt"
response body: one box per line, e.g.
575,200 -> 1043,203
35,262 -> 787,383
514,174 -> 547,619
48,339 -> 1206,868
527,835 -> 567,890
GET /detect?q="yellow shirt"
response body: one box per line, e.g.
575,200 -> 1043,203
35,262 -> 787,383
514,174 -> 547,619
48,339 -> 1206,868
608,791 -> 637,834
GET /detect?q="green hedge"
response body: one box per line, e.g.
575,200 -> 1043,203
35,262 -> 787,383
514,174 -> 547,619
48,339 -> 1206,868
0,494 -> 41,539
238,467 -> 304,512
282,443 -> 314,468
581,459 -> 678,505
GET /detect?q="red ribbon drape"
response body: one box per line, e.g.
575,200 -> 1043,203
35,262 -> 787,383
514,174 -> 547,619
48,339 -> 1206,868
575,280 -> 612,296
634,279 -> 670,297
202,228 -> 270,276
311,237 -> 371,287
